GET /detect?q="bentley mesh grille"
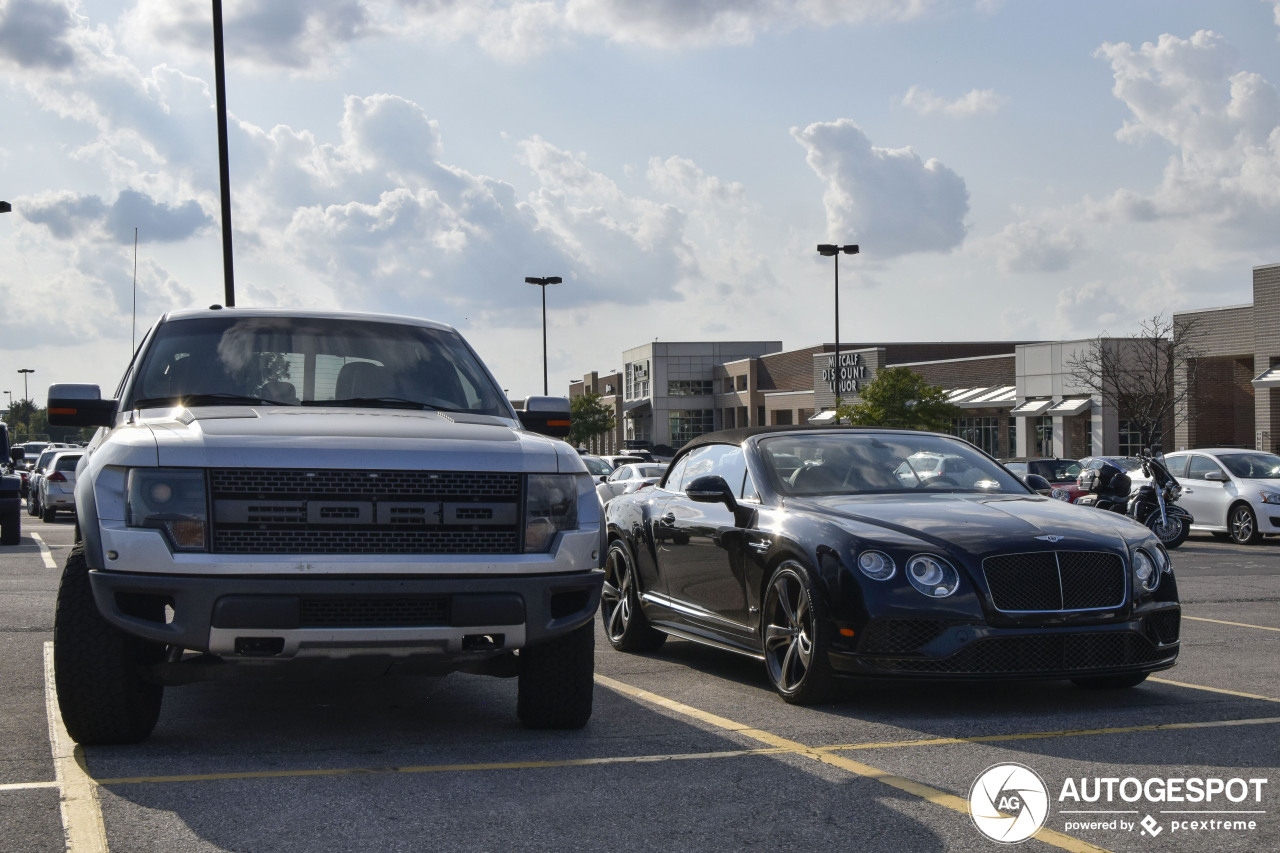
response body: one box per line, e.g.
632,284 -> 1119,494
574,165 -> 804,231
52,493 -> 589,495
862,631 -> 1173,675
859,620 -> 950,654
982,551 -> 1125,612
209,468 -> 522,555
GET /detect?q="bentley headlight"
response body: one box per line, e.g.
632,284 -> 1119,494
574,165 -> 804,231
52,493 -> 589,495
126,468 -> 208,551
1133,548 -> 1160,592
906,555 -> 959,598
856,550 -> 896,581
524,474 -> 579,553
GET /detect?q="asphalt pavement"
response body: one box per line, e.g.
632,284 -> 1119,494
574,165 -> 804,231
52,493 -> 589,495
2,510 -> 1278,853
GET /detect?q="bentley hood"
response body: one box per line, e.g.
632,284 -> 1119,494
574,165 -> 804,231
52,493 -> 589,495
794,492 -> 1150,557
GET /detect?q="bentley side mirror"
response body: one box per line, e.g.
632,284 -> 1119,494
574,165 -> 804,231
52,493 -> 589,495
1023,474 -> 1053,495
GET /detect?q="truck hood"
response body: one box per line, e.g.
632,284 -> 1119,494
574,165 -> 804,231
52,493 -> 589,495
135,405 -> 571,473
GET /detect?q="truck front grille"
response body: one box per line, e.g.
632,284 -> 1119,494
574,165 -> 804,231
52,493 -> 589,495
209,468 -> 522,555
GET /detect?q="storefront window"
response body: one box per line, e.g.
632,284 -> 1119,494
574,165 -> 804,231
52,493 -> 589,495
950,417 -> 1001,457
669,409 -> 714,447
1118,420 -> 1145,455
1035,415 -> 1053,457
668,380 -> 713,396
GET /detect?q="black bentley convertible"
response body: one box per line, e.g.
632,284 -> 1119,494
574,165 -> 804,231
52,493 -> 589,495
601,427 -> 1181,704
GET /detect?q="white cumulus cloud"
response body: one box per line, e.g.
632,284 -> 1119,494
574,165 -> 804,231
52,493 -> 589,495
792,118 -> 969,258
900,85 -> 1008,117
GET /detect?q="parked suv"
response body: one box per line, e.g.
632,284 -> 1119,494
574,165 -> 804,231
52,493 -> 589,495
48,307 -> 604,744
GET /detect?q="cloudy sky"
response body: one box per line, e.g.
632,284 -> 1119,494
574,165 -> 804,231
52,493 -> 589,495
3,0 -> 1280,403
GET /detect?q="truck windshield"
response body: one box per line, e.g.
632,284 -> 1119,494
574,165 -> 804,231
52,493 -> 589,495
130,315 -> 511,417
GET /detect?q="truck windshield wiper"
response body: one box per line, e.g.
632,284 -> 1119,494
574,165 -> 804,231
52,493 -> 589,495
305,397 -> 438,410
133,393 -> 290,408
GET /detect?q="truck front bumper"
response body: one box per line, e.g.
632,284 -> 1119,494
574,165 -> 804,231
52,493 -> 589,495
88,569 -> 603,659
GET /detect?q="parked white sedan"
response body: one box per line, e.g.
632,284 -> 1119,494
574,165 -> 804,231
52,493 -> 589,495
1163,449 -> 1280,544
595,463 -> 668,507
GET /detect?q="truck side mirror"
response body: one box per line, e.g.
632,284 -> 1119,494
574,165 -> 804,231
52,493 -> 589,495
47,384 -> 117,428
518,396 -> 572,439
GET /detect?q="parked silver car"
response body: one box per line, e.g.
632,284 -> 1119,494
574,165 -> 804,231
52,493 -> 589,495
595,463 -> 668,506
1162,449 -> 1280,544
27,447 -> 72,517
36,450 -> 82,521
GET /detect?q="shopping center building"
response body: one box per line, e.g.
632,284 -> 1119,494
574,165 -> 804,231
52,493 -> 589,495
569,262 -> 1280,459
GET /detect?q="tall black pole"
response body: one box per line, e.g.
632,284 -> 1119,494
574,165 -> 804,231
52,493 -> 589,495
212,0 -> 235,307
833,251 -> 840,424
541,285 -> 548,396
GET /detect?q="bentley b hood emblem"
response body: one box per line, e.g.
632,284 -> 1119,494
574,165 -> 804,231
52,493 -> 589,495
1035,535 -> 1065,542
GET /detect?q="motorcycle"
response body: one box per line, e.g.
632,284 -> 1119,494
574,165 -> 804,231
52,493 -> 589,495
1072,450 -> 1193,548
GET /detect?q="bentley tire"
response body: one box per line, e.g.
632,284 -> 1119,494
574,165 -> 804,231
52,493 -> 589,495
517,621 -> 594,729
761,560 -> 834,705
601,540 -> 666,653
53,543 -> 165,744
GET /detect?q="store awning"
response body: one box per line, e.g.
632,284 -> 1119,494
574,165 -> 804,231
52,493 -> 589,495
1009,398 -> 1053,417
1047,397 -> 1093,416
807,409 -> 839,424
623,400 -> 651,417
1253,367 -> 1280,389
957,385 -> 1017,409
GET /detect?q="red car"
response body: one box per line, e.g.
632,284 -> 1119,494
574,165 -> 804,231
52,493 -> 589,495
1001,457 -> 1086,501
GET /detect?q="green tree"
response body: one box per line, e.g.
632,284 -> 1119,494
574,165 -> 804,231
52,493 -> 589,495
568,391 -> 616,448
836,367 -> 960,431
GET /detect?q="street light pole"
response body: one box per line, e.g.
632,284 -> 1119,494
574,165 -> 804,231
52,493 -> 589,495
525,276 -> 562,396
816,244 -> 859,423
17,369 -> 34,440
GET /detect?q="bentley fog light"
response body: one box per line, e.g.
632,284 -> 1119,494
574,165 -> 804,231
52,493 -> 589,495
856,550 -> 895,581
906,555 -> 959,598
1133,549 -> 1160,592
126,468 -> 208,551
524,474 -> 579,553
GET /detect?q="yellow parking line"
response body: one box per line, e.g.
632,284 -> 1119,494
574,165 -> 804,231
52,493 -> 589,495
818,715 -> 1280,753
29,531 -> 58,569
93,746 -> 795,786
1183,615 -> 1280,633
594,675 -> 1109,853
1149,676 -> 1280,703
43,642 -> 109,852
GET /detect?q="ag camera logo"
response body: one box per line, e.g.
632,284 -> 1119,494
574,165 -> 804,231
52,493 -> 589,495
970,763 -> 1051,843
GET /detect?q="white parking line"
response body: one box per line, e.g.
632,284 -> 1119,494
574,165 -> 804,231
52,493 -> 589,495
43,642 -> 109,853
29,532 -> 58,569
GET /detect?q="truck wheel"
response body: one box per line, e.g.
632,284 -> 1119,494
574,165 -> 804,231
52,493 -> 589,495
1,508 -> 19,545
53,543 -> 165,744
516,622 -> 594,729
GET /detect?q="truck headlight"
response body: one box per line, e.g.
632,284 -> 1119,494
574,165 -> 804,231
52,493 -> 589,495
127,469 -> 208,551
524,474 -> 578,553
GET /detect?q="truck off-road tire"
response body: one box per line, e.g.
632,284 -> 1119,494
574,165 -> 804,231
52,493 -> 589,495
0,508 -> 19,545
516,622 -> 594,729
53,543 -> 165,745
